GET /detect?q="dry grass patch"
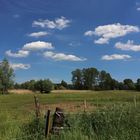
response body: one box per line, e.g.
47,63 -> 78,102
51,90 -> 90,93
9,89 -> 34,94
39,102 -> 96,114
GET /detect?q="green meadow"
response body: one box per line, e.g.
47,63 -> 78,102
0,90 -> 140,140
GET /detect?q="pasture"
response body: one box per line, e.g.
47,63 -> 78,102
0,90 -> 140,140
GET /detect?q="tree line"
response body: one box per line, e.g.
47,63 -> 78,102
71,68 -> 140,91
0,58 -> 140,94
14,67 -> 140,92
14,79 -> 53,93
14,80 -> 70,92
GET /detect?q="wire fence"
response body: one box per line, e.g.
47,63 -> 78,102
1,95 -> 139,140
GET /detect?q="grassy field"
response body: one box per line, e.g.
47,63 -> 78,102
0,90 -> 140,116
0,90 -> 140,140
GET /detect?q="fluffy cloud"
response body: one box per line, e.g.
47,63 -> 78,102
115,40 -> 140,51
43,51 -> 87,61
84,31 -> 94,36
10,63 -> 31,70
101,54 -> 131,60
94,38 -> 109,44
28,31 -> 48,38
6,50 -> 29,58
137,7 -> 140,11
33,16 -> 71,30
23,41 -> 54,51
85,23 -> 139,44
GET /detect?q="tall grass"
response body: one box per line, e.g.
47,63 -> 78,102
0,104 -> 139,140
53,104 -> 140,140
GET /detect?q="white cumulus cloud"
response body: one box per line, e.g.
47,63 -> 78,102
33,16 -> 71,30
6,50 -> 29,58
84,31 -> 94,36
137,7 -> 140,11
43,51 -> 87,61
28,31 -> 48,38
101,54 -> 131,61
94,38 -> 109,44
115,40 -> 140,51
10,63 -> 31,70
85,23 -> 139,44
23,41 -> 54,51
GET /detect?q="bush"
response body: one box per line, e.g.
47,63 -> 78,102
35,79 -> 53,93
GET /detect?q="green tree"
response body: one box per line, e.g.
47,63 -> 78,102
123,79 -> 135,90
0,59 -> 14,94
14,83 -> 21,89
136,79 -> 140,91
28,80 -> 36,91
72,69 -> 83,89
20,81 -> 29,89
60,80 -> 68,89
34,79 -> 53,93
110,79 -> 119,90
118,82 -> 124,90
82,68 -> 99,90
99,70 -> 107,89
99,70 -> 113,90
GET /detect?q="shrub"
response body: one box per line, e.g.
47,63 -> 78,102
35,79 -> 53,93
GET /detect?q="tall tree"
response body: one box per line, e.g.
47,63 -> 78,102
123,79 -> 135,90
25,80 -> 36,91
0,59 -> 14,94
99,70 -> 107,89
72,69 -> 83,89
118,82 -> 124,90
99,70 -> 113,90
60,80 -> 68,89
110,79 -> 119,90
136,79 -> 140,91
83,68 -> 99,90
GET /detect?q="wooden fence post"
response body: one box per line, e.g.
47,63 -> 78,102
34,96 -> 40,119
134,95 -> 137,108
84,99 -> 87,112
45,110 -> 51,138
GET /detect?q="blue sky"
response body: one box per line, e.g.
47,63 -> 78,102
1,0 -> 140,83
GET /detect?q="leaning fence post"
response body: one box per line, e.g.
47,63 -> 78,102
45,110 -> 51,138
34,96 -> 40,119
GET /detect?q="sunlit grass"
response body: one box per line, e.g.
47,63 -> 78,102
0,90 -> 140,139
